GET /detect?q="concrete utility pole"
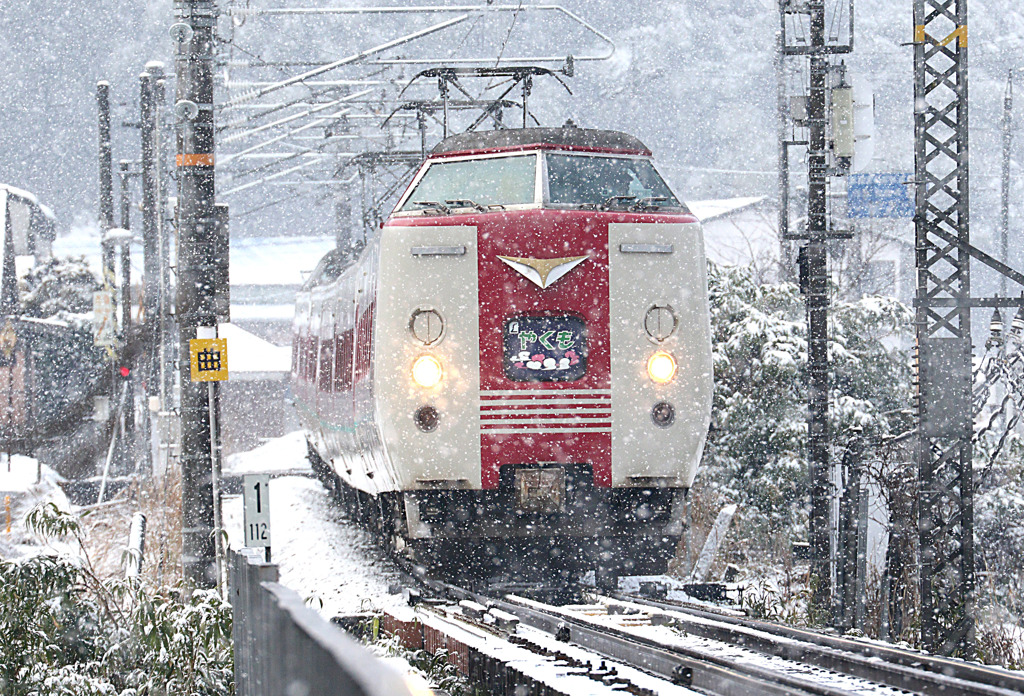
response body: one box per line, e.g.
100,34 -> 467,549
804,0 -> 832,622
174,0 -> 220,588
118,162 -> 134,334
145,62 -> 175,415
779,0 -> 856,623
140,71 -> 160,394
1001,71 -> 1014,297
139,70 -> 158,479
118,161 -> 136,449
97,82 -> 116,289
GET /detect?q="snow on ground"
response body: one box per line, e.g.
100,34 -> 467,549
0,454 -> 75,560
224,430 -> 310,477
223,431 -> 405,618
0,454 -> 42,493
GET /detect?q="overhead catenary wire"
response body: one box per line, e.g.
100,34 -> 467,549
223,15 -> 472,108
217,2 -> 617,238
494,1 -> 525,68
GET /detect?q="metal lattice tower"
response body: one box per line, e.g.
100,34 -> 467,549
912,0 -> 975,655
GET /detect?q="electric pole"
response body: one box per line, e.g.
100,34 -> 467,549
98,81 -> 119,423
913,0 -> 976,656
912,2 -> 1024,656
118,162 -> 134,335
174,0 -> 219,588
118,161 -> 136,451
97,82 -> 116,289
804,0 -> 832,621
139,70 -> 159,477
1001,71 -> 1014,297
779,0 -> 856,622
145,62 -> 175,416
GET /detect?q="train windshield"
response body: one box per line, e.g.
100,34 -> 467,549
399,154 -> 537,211
546,153 -> 685,211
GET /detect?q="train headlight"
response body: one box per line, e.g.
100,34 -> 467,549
647,351 -> 677,384
412,355 -> 444,388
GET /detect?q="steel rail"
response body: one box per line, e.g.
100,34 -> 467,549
435,583 -> 891,696
614,593 -> 1024,696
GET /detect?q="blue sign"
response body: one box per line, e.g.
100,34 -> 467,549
847,173 -> 915,219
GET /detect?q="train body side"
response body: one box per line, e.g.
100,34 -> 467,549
294,241 -> 391,496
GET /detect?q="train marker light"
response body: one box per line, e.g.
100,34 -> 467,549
652,401 -> 676,427
412,355 -> 443,388
647,351 -> 677,384
414,405 -> 440,432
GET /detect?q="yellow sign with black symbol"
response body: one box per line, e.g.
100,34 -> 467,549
189,338 -> 228,382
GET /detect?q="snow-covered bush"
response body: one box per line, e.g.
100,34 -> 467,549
0,503 -> 233,696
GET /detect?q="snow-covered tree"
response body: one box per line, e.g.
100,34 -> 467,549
696,263 -> 913,561
21,256 -> 99,321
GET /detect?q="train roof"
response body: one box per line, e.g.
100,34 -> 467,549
430,127 -> 652,157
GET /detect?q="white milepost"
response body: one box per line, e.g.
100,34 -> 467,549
243,474 -> 271,560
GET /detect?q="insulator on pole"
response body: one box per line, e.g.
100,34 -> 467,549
987,308 -> 1004,349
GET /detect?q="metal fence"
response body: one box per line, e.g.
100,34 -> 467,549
229,547 -> 421,696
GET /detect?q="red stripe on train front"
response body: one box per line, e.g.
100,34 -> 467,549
474,210 -> 613,489
480,432 -> 613,488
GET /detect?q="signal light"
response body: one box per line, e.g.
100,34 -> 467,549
119,366 -> 131,378
647,351 -> 677,384
411,355 -> 443,389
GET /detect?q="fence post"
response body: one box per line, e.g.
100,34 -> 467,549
227,546 -> 413,696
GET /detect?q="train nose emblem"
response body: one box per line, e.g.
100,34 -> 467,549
497,254 -> 589,290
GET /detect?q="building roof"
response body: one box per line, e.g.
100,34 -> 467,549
689,196 -> 767,223
431,127 -> 651,156
218,322 -> 291,378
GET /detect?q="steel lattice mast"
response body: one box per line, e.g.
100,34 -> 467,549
912,0 -> 975,655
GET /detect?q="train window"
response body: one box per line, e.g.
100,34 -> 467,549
399,154 -> 537,211
303,249 -> 346,289
503,316 -> 587,382
546,154 -> 687,211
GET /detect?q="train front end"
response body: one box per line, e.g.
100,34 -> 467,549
377,127 -> 713,585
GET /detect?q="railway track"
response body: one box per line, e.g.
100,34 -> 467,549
393,579 -> 1024,696
247,469 -> 1021,695
611,591 -> 1024,696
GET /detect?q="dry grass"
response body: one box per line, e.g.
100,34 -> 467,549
977,622 -> 1024,671
76,471 -> 183,585
138,468 -> 183,586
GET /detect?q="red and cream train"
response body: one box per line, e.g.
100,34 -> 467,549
293,127 -> 713,587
